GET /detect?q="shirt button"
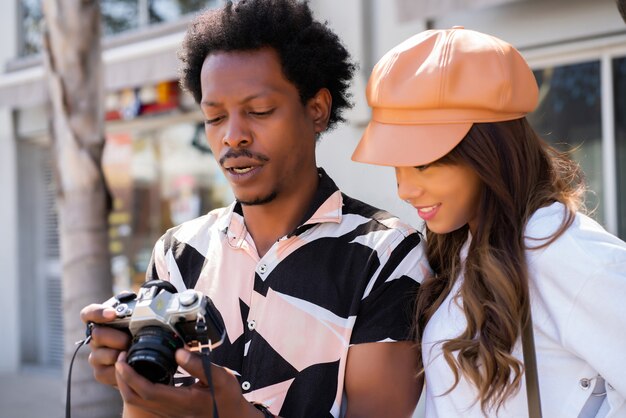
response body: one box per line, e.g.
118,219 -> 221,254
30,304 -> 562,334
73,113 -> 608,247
242,381 -> 251,391
579,378 -> 591,390
258,264 -> 267,274
248,320 -> 256,331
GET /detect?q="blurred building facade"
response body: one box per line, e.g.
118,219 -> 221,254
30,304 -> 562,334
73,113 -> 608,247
0,0 -> 624,392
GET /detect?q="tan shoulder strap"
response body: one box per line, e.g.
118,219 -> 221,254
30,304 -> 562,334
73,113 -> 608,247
522,313 -> 543,418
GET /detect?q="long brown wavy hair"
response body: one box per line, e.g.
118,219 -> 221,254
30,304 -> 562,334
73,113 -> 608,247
415,118 -> 586,413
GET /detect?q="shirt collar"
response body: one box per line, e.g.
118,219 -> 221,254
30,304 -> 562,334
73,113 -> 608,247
217,167 -> 343,239
289,167 -> 343,237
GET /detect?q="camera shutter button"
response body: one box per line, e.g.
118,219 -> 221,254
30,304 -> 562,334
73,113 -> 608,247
116,291 -> 136,303
179,290 -> 199,307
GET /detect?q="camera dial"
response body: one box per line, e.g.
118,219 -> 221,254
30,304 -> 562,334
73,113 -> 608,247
179,289 -> 198,307
115,304 -> 133,317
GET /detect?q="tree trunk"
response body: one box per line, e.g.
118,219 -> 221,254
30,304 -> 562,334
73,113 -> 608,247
618,0 -> 626,22
42,0 -> 122,416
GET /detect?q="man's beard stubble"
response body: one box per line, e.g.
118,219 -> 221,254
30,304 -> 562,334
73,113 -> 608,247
237,191 -> 278,206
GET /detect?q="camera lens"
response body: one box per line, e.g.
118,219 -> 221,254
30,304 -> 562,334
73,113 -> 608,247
126,326 -> 184,384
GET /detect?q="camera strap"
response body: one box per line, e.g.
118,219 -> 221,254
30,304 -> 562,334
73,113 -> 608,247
65,323 -> 94,418
196,314 -> 220,418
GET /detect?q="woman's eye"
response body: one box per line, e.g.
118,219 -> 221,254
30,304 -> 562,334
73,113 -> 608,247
414,164 -> 431,171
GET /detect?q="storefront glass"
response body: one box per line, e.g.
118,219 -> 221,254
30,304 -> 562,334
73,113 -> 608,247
101,0 -> 140,36
149,0 -> 209,24
103,120 -> 233,292
614,56 -> 626,240
18,0 -> 140,55
529,61 -> 604,226
17,0 -> 211,56
19,0 -> 43,56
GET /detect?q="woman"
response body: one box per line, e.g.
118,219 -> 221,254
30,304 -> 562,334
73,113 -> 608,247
352,27 -> 626,417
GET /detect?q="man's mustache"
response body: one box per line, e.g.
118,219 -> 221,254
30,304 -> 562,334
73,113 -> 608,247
219,149 -> 270,166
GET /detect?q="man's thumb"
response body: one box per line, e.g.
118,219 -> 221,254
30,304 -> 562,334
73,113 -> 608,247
175,349 -> 208,384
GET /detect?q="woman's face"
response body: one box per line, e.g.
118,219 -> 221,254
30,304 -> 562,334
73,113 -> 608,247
396,162 -> 482,234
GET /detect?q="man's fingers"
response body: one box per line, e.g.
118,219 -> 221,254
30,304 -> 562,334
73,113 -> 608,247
116,351 -> 177,403
116,352 -> 201,411
87,328 -> 129,388
80,303 -> 118,324
175,349 -> 235,388
91,362 -> 118,387
116,356 -> 140,406
89,346 -> 121,367
81,304 -> 128,390
175,349 -> 208,384
90,325 -> 131,349
116,351 -> 148,402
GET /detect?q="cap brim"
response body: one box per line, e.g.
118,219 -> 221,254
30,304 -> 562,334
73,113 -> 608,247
352,120 -> 472,167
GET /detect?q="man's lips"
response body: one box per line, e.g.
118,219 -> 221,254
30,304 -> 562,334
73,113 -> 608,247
220,155 -> 268,184
219,150 -> 270,174
229,166 -> 255,174
222,158 -> 261,172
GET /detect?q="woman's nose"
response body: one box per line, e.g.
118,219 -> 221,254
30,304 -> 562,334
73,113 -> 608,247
395,167 -> 423,202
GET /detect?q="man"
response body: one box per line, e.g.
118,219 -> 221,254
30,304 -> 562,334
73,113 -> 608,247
81,1 -> 428,417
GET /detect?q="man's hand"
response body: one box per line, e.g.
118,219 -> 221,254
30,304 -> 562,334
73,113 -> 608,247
80,303 -> 131,387
116,349 -> 264,418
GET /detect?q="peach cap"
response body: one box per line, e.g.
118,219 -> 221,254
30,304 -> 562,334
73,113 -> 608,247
352,27 -> 539,167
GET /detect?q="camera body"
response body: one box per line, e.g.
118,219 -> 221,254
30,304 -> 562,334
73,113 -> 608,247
103,280 -> 225,384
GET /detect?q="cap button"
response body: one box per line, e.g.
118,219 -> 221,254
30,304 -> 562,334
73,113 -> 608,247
451,25 -> 465,29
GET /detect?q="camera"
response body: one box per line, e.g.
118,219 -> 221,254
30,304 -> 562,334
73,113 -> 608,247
102,279 -> 226,385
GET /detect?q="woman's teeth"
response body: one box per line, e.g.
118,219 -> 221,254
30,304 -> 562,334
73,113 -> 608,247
420,205 -> 437,213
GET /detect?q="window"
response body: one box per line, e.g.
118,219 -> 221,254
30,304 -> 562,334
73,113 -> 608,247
614,56 -> 626,239
528,61 -> 604,225
17,0 -> 211,57
19,0 -> 43,57
101,0 -> 141,36
103,120 -> 233,292
149,0 -> 208,24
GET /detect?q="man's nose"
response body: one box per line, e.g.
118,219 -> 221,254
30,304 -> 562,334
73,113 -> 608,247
223,116 -> 251,148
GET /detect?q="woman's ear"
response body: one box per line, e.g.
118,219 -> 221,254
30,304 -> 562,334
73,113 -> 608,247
307,88 -> 332,134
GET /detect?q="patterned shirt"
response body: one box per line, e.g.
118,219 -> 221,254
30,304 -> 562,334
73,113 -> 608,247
147,169 -> 429,417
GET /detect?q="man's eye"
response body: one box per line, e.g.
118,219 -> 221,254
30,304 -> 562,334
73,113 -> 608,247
205,116 -> 224,125
250,109 -> 274,117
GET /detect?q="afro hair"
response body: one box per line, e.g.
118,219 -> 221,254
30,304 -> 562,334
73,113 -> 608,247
178,0 -> 356,131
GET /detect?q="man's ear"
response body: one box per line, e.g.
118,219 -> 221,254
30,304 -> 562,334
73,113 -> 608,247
307,88 -> 332,134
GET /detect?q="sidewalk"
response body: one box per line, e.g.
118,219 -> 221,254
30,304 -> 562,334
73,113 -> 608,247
0,369 -> 64,418
0,369 -> 425,418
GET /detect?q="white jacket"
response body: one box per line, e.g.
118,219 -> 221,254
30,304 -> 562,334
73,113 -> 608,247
421,202 -> 626,417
